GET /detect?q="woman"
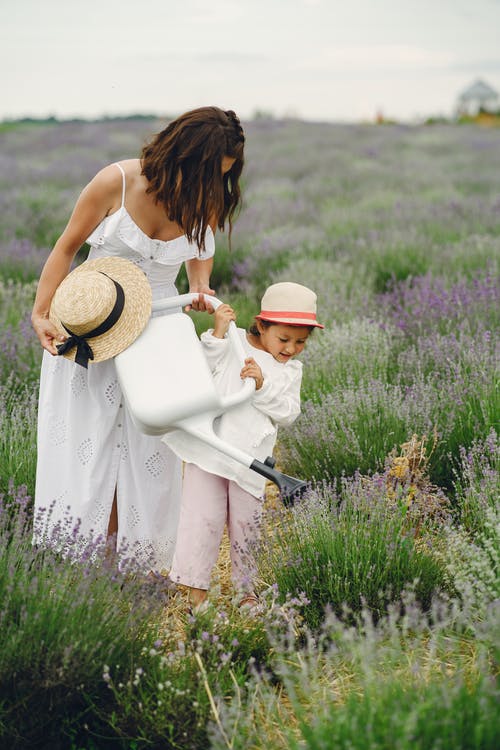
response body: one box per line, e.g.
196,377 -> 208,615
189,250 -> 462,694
31,106 -> 245,570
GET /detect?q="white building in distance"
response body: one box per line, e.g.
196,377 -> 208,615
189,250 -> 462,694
457,79 -> 499,116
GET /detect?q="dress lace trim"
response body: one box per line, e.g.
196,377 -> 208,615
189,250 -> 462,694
86,207 -> 215,265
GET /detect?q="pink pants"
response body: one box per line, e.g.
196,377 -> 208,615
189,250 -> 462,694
169,463 -> 263,591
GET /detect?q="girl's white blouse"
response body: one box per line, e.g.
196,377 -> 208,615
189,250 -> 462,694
162,328 -> 303,497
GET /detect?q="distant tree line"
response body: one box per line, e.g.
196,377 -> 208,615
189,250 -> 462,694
1,114 -> 160,125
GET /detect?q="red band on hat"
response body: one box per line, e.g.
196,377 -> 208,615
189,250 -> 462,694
259,310 -> 317,320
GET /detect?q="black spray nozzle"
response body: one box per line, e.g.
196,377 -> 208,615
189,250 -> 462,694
250,458 -> 308,506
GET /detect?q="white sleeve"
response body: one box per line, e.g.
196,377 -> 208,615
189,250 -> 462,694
200,329 -> 231,372
252,361 -> 302,426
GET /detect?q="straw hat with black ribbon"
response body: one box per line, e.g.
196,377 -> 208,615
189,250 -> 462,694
255,282 -> 324,329
50,257 -> 152,368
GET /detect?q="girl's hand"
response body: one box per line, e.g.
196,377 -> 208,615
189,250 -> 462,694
31,313 -> 67,355
240,357 -> 264,390
212,303 -> 236,338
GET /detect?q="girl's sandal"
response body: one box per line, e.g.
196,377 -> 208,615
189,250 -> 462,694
238,594 -> 260,612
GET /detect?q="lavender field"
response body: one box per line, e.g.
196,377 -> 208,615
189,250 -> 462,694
0,118 -> 499,749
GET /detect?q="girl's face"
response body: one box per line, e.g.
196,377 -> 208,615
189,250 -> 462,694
256,322 -> 311,363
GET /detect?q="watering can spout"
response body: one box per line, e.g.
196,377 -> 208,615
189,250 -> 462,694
250,458 -> 308,506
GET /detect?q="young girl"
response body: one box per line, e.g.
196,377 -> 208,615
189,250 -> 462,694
164,282 -> 323,610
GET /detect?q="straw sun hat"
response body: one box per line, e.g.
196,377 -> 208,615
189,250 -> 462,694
256,282 -> 324,329
50,257 -> 152,368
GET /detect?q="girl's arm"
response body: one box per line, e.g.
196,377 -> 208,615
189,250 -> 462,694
197,304 -> 236,372
252,363 -> 303,426
31,166 -> 122,354
199,307 -> 235,371
211,304 -> 236,338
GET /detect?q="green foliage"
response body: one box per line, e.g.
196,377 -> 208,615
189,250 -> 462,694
283,323 -> 499,491
0,118 -> 499,746
452,430 -> 500,533
443,508 -> 500,619
291,672 -> 499,750
0,486 -> 165,748
0,379 -> 38,496
98,606 -> 272,748
12,186 -> 73,248
0,487 -> 285,749
0,279 -> 37,327
428,375 -> 500,491
0,258 -> 43,284
371,245 -> 430,293
299,319 -> 400,400
280,382 -> 413,484
212,592 -> 500,750
259,488 -> 447,631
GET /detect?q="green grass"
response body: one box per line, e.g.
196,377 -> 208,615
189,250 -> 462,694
0,380 -> 38,496
259,487 -> 448,631
0,487 -> 164,748
291,671 -> 499,750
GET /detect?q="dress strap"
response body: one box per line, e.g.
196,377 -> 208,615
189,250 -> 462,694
114,162 -> 126,207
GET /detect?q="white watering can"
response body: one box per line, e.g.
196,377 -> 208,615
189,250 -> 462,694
115,293 -> 308,504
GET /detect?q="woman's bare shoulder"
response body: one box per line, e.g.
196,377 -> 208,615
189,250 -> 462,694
117,158 -> 142,180
116,158 -> 148,191
87,162 -> 125,191
119,158 -> 141,170
82,160 -> 140,206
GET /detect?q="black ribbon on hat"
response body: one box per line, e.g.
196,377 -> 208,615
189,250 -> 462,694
56,274 -> 125,369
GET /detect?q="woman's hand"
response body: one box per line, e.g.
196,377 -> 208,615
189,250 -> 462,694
185,257 -> 215,312
186,285 -> 216,313
240,357 -> 264,390
212,303 -> 236,338
31,313 -> 67,356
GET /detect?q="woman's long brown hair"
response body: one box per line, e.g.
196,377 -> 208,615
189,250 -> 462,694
141,106 -> 245,251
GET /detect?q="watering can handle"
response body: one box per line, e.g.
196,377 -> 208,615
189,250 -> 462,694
152,292 -> 225,314
151,293 -> 256,406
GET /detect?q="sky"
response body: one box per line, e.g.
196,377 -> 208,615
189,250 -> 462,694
1,0 -> 500,123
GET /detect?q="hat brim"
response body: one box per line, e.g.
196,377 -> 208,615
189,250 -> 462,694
50,257 -> 152,364
256,313 -> 324,329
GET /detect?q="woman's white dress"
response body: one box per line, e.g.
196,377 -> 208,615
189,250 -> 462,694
33,163 -> 215,571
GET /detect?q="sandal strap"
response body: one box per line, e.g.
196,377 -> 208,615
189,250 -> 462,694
239,594 -> 259,607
